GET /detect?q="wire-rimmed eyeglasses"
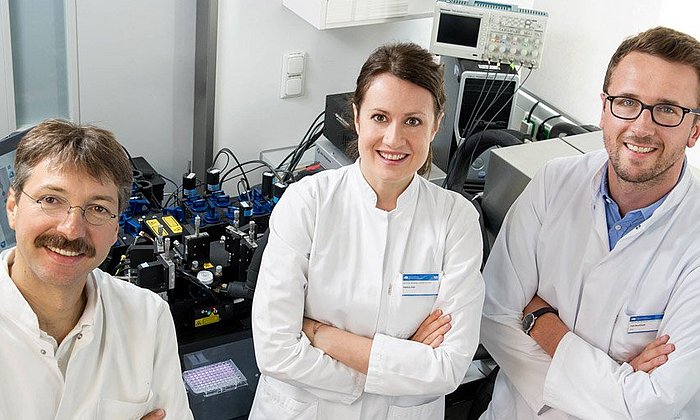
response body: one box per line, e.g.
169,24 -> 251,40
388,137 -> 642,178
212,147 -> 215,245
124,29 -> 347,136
21,190 -> 118,226
604,93 -> 700,128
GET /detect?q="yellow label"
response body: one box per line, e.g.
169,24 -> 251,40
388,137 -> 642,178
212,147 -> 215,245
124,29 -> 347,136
162,215 -> 183,234
145,219 -> 167,236
203,262 -> 214,270
195,313 -> 220,327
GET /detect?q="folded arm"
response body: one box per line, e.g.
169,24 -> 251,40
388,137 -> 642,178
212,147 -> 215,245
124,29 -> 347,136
303,309 -> 452,374
251,187 -> 365,404
541,274 -> 700,419
362,200 -> 485,397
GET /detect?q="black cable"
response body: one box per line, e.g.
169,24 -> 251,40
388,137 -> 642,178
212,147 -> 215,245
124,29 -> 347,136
277,111 -> 325,173
462,67 -> 517,141
536,114 -> 562,140
464,65 -> 532,168
286,123 -> 323,181
211,150 -> 231,174
461,66 -> 494,140
443,65 -> 533,188
221,159 -> 284,185
176,268 -> 220,303
214,148 -> 250,191
121,145 -> 138,170
527,100 -> 540,123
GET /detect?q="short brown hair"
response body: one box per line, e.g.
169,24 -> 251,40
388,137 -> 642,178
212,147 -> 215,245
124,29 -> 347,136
351,42 -> 446,175
604,27 -> 700,103
13,119 -> 133,212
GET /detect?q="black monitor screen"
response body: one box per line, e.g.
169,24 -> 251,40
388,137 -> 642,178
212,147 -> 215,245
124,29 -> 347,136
436,13 -> 481,48
0,127 -> 28,251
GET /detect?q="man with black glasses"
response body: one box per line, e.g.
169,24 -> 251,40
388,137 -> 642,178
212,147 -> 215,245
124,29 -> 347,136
480,27 -> 700,419
0,119 -> 192,419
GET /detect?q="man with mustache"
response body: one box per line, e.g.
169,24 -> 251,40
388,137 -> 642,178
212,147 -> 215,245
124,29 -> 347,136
0,119 -> 192,419
480,27 -> 700,419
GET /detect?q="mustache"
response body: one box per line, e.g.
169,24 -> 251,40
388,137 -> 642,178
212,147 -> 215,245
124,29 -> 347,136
35,233 -> 96,258
622,134 -> 657,147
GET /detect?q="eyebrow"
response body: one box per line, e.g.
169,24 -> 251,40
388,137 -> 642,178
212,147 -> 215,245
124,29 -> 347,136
35,185 -> 118,204
367,107 -> 428,117
615,92 -> 683,106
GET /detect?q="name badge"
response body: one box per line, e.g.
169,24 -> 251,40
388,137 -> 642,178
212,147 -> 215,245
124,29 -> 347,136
402,273 -> 440,296
628,314 -> 663,334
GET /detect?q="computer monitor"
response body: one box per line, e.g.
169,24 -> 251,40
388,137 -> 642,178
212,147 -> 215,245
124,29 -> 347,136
0,127 -> 31,251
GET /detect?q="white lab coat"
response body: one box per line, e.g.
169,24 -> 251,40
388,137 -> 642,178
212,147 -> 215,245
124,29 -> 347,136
250,161 -> 484,420
0,249 -> 193,420
480,149 -> 700,420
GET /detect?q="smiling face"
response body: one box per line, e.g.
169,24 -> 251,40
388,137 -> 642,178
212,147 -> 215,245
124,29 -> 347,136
601,51 -> 700,191
354,73 -> 442,198
6,158 -> 120,292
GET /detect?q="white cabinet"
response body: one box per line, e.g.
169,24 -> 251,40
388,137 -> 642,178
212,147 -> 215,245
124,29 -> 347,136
283,0 -> 435,30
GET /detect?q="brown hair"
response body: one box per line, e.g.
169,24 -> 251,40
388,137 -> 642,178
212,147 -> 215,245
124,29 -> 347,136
351,42 -> 445,175
604,26 -> 700,103
13,119 -> 133,212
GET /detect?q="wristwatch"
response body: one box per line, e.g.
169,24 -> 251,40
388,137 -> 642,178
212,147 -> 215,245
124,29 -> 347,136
522,307 -> 559,335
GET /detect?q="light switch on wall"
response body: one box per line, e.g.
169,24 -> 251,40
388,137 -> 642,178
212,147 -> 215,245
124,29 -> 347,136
281,52 -> 306,99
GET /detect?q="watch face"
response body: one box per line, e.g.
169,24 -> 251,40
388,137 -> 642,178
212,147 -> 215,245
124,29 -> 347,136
522,313 -> 535,333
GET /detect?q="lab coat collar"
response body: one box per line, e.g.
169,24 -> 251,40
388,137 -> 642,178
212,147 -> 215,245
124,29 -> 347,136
0,248 -> 100,337
590,154 -> 695,226
352,159 -> 420,212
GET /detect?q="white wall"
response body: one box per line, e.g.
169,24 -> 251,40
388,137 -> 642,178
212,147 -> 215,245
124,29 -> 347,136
214,1 -> 433,182
76,0 -> 196,182
526,0 -> 662,126
526,0 -> 700,164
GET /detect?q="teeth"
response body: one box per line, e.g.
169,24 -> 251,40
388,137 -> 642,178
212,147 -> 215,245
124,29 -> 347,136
626,143 -> 654,153
47,246 -> 80,257
379,152 -> 407,161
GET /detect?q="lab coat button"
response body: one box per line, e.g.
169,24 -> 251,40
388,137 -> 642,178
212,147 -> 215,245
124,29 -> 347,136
40,349 -> 47,355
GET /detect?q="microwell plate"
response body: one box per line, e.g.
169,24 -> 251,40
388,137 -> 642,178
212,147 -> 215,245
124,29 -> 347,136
182,359 -> 248,397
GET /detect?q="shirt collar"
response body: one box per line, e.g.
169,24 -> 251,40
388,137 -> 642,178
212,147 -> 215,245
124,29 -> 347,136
352,159 -> 420,212
598,158 -> 687,219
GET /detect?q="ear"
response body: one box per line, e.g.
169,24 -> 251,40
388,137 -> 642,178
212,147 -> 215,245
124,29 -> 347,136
687,116 -> 700,148
6,187 -> 17,230
431,112 -> 445,142
353,103 -> 360,134
598,93 -> 607,129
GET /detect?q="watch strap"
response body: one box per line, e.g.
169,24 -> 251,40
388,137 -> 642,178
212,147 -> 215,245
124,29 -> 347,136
531,306 -> 558,318
524,306 -> 558,335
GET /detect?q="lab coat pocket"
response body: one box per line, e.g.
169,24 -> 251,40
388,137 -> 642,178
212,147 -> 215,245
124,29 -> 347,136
97,390 -> 154,420
387,395 -> 444,419
609,306 -> 662,363
252,375 -> 318,420
387,273 -> 440,338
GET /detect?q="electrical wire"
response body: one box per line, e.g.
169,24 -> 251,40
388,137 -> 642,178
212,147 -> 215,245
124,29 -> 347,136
221,159 -> 285,185
536,114 -> 562,140
527,100 -> 541,123
443,65 -> 534,188
461,65 -> 519,141
277,111 -> 325,177
464,65 -> 533,170
285,123 -> 324,181
213,148 -> 251,191
176,268 -> 220,303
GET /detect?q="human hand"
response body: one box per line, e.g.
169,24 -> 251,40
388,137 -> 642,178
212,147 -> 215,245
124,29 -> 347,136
629,334 -> 675,373
410,309 -> 452,348
140,408 -> 165,420
302,317 -> 326,345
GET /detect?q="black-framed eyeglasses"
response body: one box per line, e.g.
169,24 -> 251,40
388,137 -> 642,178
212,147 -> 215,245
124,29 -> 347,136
604,93 -> 700,128
21,190 -> 118,226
